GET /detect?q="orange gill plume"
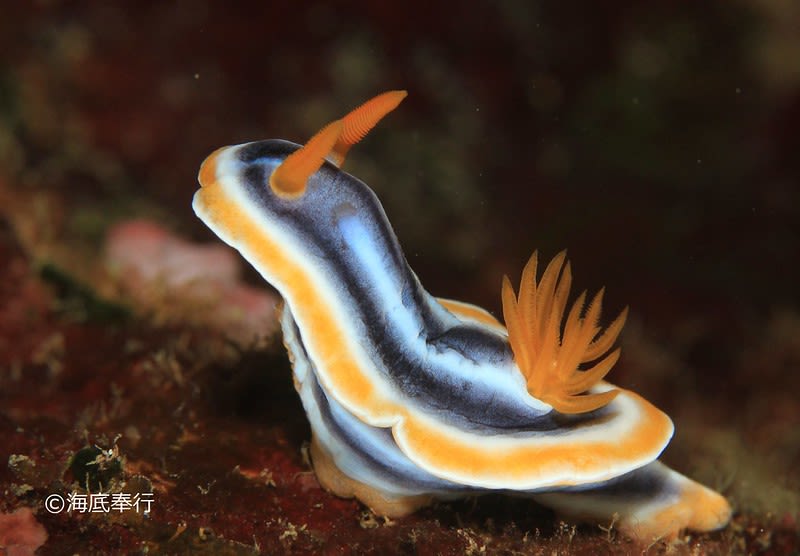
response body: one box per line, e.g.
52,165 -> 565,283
501,251 -> 629,414
269,90 -> 407,197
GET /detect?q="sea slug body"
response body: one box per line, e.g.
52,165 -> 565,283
193,91 -> 731,541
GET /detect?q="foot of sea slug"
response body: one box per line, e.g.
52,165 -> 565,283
309,435 -> 435,518
532,461 -> 731,541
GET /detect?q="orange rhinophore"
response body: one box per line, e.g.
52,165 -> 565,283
269,120 -> 344,197
332,90 -> 407,166
269,90 -> 407,196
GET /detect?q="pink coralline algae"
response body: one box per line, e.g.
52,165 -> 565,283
0,507 -> 47,556
105,219 -> 279,345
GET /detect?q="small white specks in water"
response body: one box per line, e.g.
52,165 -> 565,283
735,87 -> 741,94
194,73 -> 200,80
697,159 -> 702,164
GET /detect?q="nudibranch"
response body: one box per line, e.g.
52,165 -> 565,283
193,91 -> 731,540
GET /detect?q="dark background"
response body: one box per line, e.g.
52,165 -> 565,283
3,2 -> 798,312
